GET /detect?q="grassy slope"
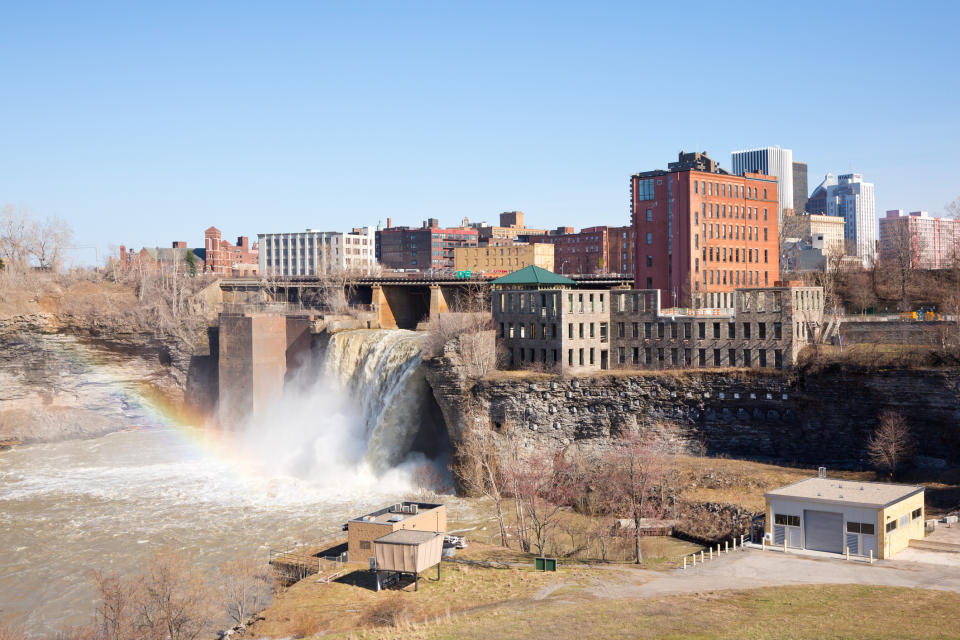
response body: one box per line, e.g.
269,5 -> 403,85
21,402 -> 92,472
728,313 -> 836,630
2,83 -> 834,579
343,584 -> 960,640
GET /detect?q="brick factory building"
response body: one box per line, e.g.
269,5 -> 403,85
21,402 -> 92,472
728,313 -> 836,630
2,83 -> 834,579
631,151 -> 780,309
204,227 -> 259,276
530,225 -> 634,275
378,219 -> 479,271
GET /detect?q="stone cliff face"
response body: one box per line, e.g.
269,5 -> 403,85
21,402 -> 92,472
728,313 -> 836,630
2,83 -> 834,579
0,312 -> 217,444
424,352 -> 960,466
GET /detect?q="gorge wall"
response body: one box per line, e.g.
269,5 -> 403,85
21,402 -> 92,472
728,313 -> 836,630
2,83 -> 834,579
425,345 -> 960,467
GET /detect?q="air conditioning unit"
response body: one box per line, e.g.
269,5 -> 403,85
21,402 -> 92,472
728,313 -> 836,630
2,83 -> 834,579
410,504 -> 418,515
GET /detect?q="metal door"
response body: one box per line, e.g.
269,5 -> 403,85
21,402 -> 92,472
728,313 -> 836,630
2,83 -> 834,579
803,509 -> 843,553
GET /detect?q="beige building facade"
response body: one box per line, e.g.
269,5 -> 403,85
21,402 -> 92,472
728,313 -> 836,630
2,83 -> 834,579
784,213 -> 846,253
346,502 -> 446,564
455,243 -> 554,276
765,477 -> 924,559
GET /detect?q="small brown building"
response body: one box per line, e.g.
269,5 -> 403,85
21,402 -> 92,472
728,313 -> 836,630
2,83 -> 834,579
346,502 -> 446,564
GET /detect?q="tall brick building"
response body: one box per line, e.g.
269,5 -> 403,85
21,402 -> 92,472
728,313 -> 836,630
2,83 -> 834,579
631,151 -> 780,309
530,225 -> 634,275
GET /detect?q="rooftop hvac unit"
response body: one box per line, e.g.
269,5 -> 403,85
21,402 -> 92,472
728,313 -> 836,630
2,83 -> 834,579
392,503 -> 402,513
411,504 -> 418,515
388,515 -> 403,522
818,467 -> 827,478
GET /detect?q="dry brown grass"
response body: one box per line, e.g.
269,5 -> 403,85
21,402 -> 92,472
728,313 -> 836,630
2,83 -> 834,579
342,584 -> 960,640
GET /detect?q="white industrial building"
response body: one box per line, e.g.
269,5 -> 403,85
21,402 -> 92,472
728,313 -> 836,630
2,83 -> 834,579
258,227 -> 377,276
765,475 -> 925,559
731,146 -> 794,224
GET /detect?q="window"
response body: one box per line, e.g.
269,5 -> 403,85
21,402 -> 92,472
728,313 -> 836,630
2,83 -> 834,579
637,179 -> 655,201
657,348 -> 664,362
633,322 -> 639,338
647,255 -> 653,267
646,232 -> 653,245
618,322 -> 625,338
646,208 -> 653,222
713,349 -> 720,366
579,323 -> 584,339
568,349 -> 573,366
618,346 -> 625,364
632,347 -> 639,364
912,508 -> 922,520
759,349 -> 767,368
657,322 -> 665,338
671,323 -> 678,339
684,322 -> 691,339
713,322 -> 720,339
568,323 -> 574,339
743,322 -> 751,339
774,514 -> 800,527
359,540 -> 371,550
886,520 -> 897,533
742,348 -> 750,366
645,347 -> 652,364
730,348 -> 737,366
758,322 -> 766,340
899,514 -> 909,528
698,349 -> 706,366
579,348 -> 584,366
774,349 -> 783,369
774,322 -> 782,340
645,322 -> 652,338
698,322 -> 705,339
728,323 -> 736,339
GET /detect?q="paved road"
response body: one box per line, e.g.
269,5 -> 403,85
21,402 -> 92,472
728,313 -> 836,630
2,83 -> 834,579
583,550 -> 960,600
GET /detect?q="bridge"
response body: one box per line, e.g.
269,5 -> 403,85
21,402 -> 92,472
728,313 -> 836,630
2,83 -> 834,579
218,274 -> 633,330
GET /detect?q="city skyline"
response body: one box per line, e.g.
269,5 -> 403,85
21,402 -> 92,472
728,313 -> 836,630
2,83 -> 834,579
1,2 -> 957,264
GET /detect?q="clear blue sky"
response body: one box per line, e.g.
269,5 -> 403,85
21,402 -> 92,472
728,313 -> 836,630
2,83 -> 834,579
2,1 -> 957,264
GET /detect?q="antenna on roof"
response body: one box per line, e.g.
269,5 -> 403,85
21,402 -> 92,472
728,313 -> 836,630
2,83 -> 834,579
818,467 -> 826,478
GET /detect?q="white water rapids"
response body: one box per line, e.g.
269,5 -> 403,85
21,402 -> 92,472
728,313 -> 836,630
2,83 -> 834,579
0,329 -> 451,633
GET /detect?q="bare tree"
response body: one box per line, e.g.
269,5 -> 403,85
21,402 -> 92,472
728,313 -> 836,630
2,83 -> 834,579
134,550 -> 217,640
944,196 -> 960,219
0,620 -> 28,640
93,570 -> 135,640
866,411 -> 915,479
218,556 -> 273,627
507,450 -> 582,557
606,433 -> 668,564
0,205 -> 36,270
31,215 -> 74,271
454,427 -> 509,547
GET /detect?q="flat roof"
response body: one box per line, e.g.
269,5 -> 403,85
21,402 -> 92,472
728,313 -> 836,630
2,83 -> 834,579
375,530 -> 441,545
765,477 -> 924,509
349,501 -> 443,525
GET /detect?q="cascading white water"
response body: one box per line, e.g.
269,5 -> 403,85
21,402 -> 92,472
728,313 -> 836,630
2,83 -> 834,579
237,328 -> 442,489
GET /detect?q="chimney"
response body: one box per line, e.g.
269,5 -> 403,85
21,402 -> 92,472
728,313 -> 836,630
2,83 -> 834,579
387,217 -> 392,229
172,241 -> 187,249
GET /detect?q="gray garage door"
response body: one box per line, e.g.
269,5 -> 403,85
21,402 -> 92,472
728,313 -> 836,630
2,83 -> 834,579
803,509 -> 843,553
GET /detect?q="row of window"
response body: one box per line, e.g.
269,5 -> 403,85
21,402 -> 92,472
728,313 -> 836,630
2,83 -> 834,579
886,508 -> 924,533
703,246 -> 768,265
619,346 -> 784,369
703,269 -> 770,288
618,320 -> 784,341
694,179 -> 767,201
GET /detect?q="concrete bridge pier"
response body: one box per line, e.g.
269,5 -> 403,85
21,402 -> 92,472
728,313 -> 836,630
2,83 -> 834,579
217,313 -> 313,428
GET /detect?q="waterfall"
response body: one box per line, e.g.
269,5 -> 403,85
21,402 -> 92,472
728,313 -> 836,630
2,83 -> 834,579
237,329 -> 441,490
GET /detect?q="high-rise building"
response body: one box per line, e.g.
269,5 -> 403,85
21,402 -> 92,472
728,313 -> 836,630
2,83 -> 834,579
807,173 -> 837,215
826,174 -> 876,265
258,227 -> 377,276
792,162 -> 808,214
731,147 -> 794,222
631,151 -> 780,309
879,210 -> 960,269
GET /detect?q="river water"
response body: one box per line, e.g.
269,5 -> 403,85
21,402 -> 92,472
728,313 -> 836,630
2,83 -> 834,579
0,329 -> 452,633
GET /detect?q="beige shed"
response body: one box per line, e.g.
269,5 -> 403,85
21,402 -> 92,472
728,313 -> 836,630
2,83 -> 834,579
373,530 -> 444,591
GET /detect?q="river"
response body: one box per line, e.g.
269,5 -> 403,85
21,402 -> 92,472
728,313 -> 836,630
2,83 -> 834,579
0,329 -> 452,633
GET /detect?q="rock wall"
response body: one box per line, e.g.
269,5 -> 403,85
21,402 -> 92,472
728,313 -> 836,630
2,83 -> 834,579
0,312 -> 217,444
425,349 -> 960,466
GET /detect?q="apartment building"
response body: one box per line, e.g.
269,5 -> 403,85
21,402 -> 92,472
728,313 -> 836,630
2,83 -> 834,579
453,243 -> 554,276
258,227 -> 377,276
879,209 -> 960,269
529,225 -> 635,275
378,220 -> 479,271
631,151 -> 780,309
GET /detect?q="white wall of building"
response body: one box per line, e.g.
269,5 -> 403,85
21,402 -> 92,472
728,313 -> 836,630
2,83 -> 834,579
826,174 -> 876,266
768,496 -> 879,556
731,146 -> 794,224
257,227 -> 377,276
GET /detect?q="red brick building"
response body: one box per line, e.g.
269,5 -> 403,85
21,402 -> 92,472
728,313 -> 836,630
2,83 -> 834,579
631,151 -> 779,308
529,225 -> 634,275
378,219 -> 479,271
203,227 -> 259,276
